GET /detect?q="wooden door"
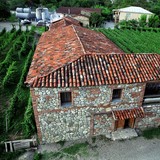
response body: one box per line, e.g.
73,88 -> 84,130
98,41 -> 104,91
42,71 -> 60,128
115,120 -> 125,130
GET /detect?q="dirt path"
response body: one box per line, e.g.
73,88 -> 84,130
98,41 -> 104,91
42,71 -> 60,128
38,136 -> 160,160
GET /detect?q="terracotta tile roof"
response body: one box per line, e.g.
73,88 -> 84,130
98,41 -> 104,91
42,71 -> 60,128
26,22 -> 123,85
49,17 -> 81,30
74,26 -> 123,54
112,107 -> 145,120
57,7 -> 101,15
28,53 -> 160,88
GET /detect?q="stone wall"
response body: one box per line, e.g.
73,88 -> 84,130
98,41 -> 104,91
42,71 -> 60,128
38,107 -> 114,143
30,83 -> 147,143
135,105 -> 160,129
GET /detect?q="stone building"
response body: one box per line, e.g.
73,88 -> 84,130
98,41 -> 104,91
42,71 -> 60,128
26,18 -> 160,143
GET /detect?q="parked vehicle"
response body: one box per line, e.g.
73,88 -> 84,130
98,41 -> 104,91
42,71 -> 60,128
36,20 -> 46,26
21,19 -> 31,25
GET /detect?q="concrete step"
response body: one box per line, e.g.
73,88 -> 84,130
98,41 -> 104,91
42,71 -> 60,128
111,128 -> 138,141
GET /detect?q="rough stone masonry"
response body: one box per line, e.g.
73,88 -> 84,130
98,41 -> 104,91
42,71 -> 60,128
30,83 -> 160,143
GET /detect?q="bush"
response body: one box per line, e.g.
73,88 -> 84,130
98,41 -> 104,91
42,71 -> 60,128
34,152 -> 42,160
142,127 -> 160,139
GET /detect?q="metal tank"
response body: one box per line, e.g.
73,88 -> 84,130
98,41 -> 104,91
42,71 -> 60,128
16,7 -> 31,19
16,8 -> 23,13
16,12 -> 31,19
36,8 -> 42,21
23,8 -> 31,13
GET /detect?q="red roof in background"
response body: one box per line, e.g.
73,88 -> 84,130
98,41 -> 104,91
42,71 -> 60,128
26,19 -> 123,85
29,54 -> 160,88
49,17 -> 81,30
57,7 -> 101,15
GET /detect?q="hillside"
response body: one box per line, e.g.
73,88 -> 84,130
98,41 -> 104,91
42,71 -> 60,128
0,27 -> 37,141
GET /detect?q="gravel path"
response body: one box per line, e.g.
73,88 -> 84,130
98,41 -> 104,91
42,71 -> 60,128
96,137 -> 160,160
39,137 -> 160,160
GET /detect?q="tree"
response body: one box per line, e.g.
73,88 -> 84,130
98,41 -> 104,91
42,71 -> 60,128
89,12 -> 105,27
148,15 -> 160,27
94,5 -> 112,21
0,0 -> 10,19
8,0 -> 26,9
139,14 -> 147,27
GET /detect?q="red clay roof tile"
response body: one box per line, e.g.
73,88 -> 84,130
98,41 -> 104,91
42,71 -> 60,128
28,54 -> 160,88
112,107 -> 145,120
26,18 -> 160,88
26,19 -> 123,85
57,7 -> 101,15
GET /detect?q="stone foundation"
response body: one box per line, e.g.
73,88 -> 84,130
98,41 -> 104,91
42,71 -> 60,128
135,105 -> 160,129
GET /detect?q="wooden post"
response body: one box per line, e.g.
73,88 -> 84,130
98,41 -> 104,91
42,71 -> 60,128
10,141 -> 13,152
5,142 -> 8,152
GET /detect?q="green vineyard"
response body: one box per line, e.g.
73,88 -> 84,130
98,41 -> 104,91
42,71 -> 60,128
0,28 -> 37,141
96,28 -> 160,54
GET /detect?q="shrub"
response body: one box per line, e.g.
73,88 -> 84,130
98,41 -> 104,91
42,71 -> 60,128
34,152 -> 42,160
142,127 -> 160,139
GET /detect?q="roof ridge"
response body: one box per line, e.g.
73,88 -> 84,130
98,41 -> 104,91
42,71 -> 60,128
72,25 -> 86,55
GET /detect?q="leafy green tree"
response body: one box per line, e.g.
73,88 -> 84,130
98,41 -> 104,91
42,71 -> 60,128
139,14 -> 147,27
94,5 -> 112,21
0,0 -> 10,19
148,14 -> 160,27
89,12 -> 105,27
8,0 -> 26,9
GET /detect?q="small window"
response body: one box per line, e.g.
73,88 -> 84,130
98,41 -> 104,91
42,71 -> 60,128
143,83 -> 160,104
60,92 -> 72,107
112,89 -> 122,102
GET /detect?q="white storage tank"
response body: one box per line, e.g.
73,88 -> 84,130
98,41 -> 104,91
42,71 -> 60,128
23,8 -> 31,13
16,8 -> 23,13
42,11 -> 46,21
36,8 -> 42,21
16,12 -> 31,19
43,8 -> 49,20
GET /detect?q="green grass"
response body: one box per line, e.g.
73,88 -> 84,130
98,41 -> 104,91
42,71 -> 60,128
62,142 -> 88,155
39,142 -> 89,160
0,150 -> 25,160
40,151 -> 63,160
142,127 -> 160,139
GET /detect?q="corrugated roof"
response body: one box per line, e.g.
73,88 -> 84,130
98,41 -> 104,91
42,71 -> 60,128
29,54 -> 160,88
112,107 -> 145,120
114,6 -> 153,14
